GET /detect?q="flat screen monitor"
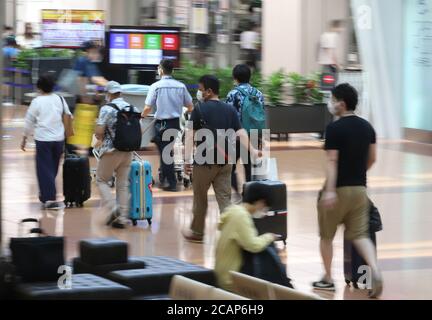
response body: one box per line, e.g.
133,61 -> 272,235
108,26 -> 181,69
41,9 -> 105,48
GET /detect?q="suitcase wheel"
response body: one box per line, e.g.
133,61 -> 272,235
353,282 -> 359,289
345,279 -> 351,286
108,177 -> 115,188
147,218 -> 152,226
183,179 -> 191,188
177,172 -> 183,182
132,220 -> 138,226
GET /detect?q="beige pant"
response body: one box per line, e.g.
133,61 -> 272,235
96,151 -> 132,218
191,164 -> 232,236
318,186 -> 369,241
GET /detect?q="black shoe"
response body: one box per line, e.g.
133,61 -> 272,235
312,279 -> 335,291
105,210 -> 120,226
162,185 -> 178,192
111,217 -> 127,229
368,276 -> 383,298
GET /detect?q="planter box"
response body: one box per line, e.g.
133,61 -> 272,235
265,103 -> 332,135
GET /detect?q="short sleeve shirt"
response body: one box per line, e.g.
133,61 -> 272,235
96,97 -> 139,156
325,116 -> 376,187
145,76 -> 193,120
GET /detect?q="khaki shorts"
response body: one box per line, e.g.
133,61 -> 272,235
318,186 -> 369,241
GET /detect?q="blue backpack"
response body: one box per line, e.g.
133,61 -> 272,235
237,86 -> 266,133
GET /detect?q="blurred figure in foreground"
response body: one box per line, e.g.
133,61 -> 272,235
73,41 -> 108,103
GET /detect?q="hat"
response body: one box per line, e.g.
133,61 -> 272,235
106,81 -> 122,94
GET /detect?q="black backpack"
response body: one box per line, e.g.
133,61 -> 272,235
107,103 -> 142,152
240,243 -> 294,288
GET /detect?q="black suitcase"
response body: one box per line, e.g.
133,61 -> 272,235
344,201 -> 383,288
243,180 -> 288,245
9,218 -> 65,283
63,154 -> 91,207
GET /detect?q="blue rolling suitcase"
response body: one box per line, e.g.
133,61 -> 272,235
129,153 -> 153,226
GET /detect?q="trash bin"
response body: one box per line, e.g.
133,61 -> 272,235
121,84 -> 154,148
121,84 -> 150,111
141,115 -> 155,148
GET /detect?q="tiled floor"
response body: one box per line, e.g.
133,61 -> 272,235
2,105 -> 432,300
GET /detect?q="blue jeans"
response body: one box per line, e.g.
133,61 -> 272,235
35,140 -> 64,203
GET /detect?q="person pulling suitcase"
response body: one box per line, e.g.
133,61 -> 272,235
94,81 -> 142,229
314,83 -> 383,298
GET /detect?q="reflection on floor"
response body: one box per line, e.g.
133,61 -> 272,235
2,105 -> 432,300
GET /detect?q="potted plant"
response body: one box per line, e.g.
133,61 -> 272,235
265,71 -> 331,138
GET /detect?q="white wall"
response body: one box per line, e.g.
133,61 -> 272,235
262,0 -> 350,76
262,0 -> 303,76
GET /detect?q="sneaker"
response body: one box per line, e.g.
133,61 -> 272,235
368,276 -> 383,299
312,279 -> 336,291
182,229 -> 204,244
111,216 -> 128,229
44,201 -> 65,210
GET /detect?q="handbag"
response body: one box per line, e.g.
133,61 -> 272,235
240,243 -> 293,288
369,199 -> 383,233
59,95 -> 74,139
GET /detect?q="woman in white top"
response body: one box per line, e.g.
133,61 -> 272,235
21,74 -> 72,210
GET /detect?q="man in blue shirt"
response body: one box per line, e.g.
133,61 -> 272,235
73,41 -> 108,102
142,59 -> 194,191
226,64 -> 265,193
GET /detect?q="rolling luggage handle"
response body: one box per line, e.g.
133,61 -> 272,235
19,218 -> 45,237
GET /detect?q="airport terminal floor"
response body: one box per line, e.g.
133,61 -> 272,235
2,105 -> 432,300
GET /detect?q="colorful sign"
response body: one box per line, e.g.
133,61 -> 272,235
145,34 -> 161,50
41,9 -> 105,48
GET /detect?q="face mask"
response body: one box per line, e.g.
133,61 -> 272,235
252,207 -> 269,219
196,90 -> 204,102
105,94 -> 110,102
328,100 -> 339,115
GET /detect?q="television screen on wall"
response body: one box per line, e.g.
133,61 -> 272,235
108,26 -> 181,69
41,9 -> 105,48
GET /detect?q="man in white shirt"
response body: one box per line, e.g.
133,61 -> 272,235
318,20 -> 344,74
240,24 -> 260,70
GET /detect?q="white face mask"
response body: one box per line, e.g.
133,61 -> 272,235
252,207 -> 269,219
105,94 -> 111,102
327,100 -> 339,115
196,90 -> 204,102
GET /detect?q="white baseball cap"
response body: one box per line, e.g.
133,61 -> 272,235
106,81 -> 122,94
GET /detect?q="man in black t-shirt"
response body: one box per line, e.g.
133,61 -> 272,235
182,75 -> 259,243
313,83 -> 383,298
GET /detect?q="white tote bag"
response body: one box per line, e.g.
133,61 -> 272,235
252,157 -> 279,181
